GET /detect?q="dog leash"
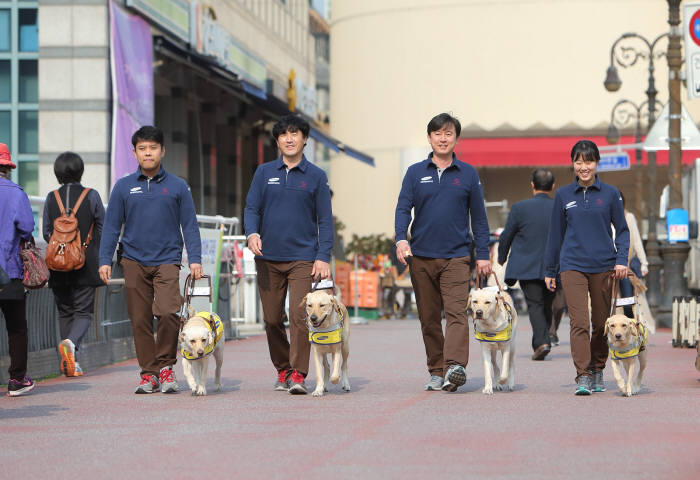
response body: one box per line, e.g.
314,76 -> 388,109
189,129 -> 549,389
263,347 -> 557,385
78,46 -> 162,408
179,273 -> 216,334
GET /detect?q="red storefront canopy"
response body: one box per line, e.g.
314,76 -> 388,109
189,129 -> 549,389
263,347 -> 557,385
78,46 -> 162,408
454,135 -> 700,167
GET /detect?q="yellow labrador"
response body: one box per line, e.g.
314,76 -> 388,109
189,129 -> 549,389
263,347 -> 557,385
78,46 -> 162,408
605,314 -> 648,397
468,287 -> 518,395
179,312 -> 224,396
302,290 -> 350,397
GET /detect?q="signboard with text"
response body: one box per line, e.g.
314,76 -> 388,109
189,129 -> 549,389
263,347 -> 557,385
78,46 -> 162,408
598,152 -> 630,172
684,2 -> 700,99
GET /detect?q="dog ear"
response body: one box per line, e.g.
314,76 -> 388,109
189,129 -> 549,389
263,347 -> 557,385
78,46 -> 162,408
604,319 -> 611,336
179,330 -> 186,343
466,291 -> 473,316
298,293 -> 309,310
629,321 -> 639,336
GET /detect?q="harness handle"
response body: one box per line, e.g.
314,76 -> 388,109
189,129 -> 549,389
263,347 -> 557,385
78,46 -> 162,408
475,272 -> 504,293
608,271 -> 642,324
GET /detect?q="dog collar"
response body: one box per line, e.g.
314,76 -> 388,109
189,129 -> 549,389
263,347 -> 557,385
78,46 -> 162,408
609,323 -> 649,360
180,311 -> 224,360
473,302 -> 514,343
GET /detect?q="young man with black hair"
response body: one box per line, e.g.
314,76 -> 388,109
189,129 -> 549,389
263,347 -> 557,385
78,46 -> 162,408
99,126 -> 202,394
245,114 -> 333,395
395,112 -> 491,392
497,168 -> 556,360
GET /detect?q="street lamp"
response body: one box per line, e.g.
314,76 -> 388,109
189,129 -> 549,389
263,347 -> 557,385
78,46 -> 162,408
605,99 -> 662,219
604,31 -> 668,317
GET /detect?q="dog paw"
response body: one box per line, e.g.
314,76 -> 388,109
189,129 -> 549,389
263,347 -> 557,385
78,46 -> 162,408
214,383 -> 222,392
195,386 -> 207,396
493,384 -> 503,391
482,387 -> 494,395
631,386 -> 641,395
312,389 -> 324,397
342,384 -> 351,392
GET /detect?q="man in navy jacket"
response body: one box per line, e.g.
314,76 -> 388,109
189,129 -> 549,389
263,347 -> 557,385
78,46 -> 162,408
245,115 -> 333,395
498,168 -> 555,360
395,113 -> 491,392
99,126 -> 202,395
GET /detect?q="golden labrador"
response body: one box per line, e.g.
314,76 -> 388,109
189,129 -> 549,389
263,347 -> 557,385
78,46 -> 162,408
468,287 -> 518,395
605,313 -> 648,397
302,290 -> 350,397
179,312 -> 224,396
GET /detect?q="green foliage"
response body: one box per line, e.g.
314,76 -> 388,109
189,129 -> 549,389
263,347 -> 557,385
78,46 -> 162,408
346,233 -> 394,256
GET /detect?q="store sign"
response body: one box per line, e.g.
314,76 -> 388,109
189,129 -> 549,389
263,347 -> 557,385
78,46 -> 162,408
110,2 -> 154,187
194,5 -> 267,89
126,0 -> 190,43
295,78 -> 318,118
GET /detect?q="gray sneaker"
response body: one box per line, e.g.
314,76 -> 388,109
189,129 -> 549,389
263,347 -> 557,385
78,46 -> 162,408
424,375 -> 444,391
590,369 -> 606,392
159,366 -> 179,394
442,365 -> 467,392
574,375 -> 593,396
135,374 -> 160,394
274,369 -> 290,391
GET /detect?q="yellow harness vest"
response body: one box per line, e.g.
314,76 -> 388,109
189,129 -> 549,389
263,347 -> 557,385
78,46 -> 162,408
308,307 -> 344,345
180,311 -> 224,360
473,302 -> 514,343
609,323 -> 648,360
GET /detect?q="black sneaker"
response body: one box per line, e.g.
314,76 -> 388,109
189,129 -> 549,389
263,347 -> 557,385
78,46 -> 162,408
550,333 -> 559,346
589,369 -> 606,392
574,375 -> 593,396
274,369 -> 290,391
287,369 -> 307,395
7,376 -> 35,397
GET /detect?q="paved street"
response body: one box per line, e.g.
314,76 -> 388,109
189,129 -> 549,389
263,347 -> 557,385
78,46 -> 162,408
1,316 -> 698,479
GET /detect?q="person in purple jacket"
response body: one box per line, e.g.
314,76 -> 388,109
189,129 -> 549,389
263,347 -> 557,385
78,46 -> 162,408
0,143 -> 36,396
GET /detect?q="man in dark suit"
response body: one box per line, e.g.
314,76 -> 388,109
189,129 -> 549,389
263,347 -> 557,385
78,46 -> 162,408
498,168 -> 555,360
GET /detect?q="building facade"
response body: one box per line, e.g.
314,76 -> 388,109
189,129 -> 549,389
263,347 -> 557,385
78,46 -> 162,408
329,0 -> 700,237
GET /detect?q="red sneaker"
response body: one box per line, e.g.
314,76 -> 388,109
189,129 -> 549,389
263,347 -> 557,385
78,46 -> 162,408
274,369 -> 289,391
288,370 -> 307,395
135,374 -> 160,394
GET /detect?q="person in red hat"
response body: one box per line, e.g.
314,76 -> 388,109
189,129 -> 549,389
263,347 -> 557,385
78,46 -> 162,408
0,143 -> 36,396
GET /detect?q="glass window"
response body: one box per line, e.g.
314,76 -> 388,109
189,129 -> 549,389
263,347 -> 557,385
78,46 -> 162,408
0,60 -> 10,103
0,111 -> 9,148
0,10 -> 9,52
18,161 -> 38,196
19,9 -> 38,53
18,110 -> 37,154
19,60 -> 37,103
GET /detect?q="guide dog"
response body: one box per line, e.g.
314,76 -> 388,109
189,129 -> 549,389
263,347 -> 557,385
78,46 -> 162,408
302,289 -> 350,397
605,313 -> 648,397
179,310 -> 224,396
468,287 -> 518,394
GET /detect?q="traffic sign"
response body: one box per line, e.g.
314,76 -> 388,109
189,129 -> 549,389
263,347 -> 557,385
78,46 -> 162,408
684,2 -> 700,99
598,152 -> 630,172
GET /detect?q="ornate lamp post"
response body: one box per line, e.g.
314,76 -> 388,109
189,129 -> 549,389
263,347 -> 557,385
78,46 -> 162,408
606,99 -> 662,220
604,32 -> 668,315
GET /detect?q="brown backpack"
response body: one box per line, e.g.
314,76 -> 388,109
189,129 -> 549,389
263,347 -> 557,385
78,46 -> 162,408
45,188 -> 94,272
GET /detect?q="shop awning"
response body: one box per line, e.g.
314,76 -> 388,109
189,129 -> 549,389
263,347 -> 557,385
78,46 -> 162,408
454,135 -> 700,167
309,127 -> 375,166
241,80 -> 267,100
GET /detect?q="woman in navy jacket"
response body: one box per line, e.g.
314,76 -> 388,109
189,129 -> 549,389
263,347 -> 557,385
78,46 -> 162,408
544,140 -> 629,395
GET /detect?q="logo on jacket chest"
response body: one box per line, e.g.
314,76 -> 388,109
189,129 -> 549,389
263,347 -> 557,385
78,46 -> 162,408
268,177 -> 280,185
452,178 -> 460,186
130,186 -> 143,195
596,198 -> 603,206
420,176 -> 434,184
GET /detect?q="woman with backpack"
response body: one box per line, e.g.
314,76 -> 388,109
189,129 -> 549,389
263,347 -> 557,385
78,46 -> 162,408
43,152 -> 104,377
0,143 -> 36,396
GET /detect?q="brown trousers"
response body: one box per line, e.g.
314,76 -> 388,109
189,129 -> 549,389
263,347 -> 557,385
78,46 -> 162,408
122,258 -> 183,376
255,260 -> 313,377
561,270 -> 613,381
409,256 -> 471,378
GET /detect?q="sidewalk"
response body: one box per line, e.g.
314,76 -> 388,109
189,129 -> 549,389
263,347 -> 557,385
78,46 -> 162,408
0,316 -> 698,479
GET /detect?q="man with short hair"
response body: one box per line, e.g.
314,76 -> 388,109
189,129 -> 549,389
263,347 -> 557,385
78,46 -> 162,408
395,112 -> 491,392
245,114 -> 333,395
498,168 -> 556,360
99,126 -> 202,394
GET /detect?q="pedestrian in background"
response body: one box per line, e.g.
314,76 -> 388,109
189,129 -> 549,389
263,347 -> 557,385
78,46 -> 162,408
544,140 -> 629,396
43,152 -> 104,377
98,126 -> 202,394
498,168 -> 556,361
0,143 -> 35,396
395,112 -> 491,392
245,115 -> 333,395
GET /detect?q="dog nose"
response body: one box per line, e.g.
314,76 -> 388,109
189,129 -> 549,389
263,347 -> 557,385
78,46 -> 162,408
615,334 -> 622,340
197,349 -> 204,356
475,309 -> 483,316
310,314 -> 317,321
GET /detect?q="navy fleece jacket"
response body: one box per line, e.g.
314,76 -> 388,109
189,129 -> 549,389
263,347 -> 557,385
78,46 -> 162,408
544,176 -> 629,276
244,156 -> 333,262
395,153 -> 490,260
99,167 -> 202,267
